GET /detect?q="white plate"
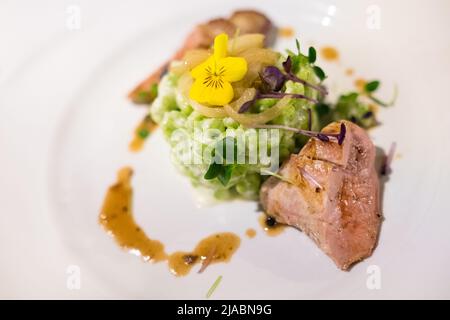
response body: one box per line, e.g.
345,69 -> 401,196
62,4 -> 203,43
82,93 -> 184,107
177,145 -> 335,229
1,0 -> 450,299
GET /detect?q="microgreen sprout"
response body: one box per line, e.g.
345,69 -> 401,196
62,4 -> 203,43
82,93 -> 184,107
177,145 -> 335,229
251,122 -> 346,145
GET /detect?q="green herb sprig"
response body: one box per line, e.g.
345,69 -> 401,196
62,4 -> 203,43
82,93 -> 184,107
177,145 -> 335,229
363,80 -> 397,107
287,39 -> 327,82
206,275 -> 223,299
204,137 -> 237,186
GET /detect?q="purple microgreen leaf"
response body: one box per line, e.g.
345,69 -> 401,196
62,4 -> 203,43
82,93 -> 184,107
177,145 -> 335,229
250,124 -> 347,146
337,123 -> 346,145
285,73 -> 328,96
317,133 -> 330,142
380,142 -> 397,176
261,66 -> 286,92
238,98 -> 256,113
362,111 -> 373,119
307,108 -> 312,131
282,56 -> 292,73
258,92 -> 318,104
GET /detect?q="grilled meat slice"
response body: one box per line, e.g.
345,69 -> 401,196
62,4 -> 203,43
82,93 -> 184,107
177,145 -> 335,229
260,121 -> 381,270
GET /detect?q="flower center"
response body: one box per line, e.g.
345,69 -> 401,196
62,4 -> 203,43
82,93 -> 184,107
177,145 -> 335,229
203,65 -> 225,89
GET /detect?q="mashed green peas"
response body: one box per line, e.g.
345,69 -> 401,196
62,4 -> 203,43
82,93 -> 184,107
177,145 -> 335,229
151,62 -> 318,200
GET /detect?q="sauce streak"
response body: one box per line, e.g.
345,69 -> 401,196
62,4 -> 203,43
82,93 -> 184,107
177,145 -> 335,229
345,68 -> 354,76
245,228 -> 256,238
169,233 -> 240,276
258,214 -> 286,236
320,46 -> 339,61
129,115 -> 158,152
99,168 -> 167,262
99,167 -> 241,276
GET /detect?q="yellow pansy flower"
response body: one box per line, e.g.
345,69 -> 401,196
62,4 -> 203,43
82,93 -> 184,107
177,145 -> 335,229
189,33 -> 247,106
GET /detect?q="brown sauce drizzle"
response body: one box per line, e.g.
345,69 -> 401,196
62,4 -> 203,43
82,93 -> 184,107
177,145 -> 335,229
320,46 -> 339,61
99,168 -> 167,262
245,228 -> 256,238
129,115 -> 158,152
258,213 -> 286,236
168,233 -> 240,276
99,167 -> 240,276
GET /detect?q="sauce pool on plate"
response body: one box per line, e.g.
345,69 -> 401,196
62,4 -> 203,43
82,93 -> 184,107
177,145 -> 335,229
320,46 -> 339,61
99,167 -> 167,262
258,213 -> 286,236
99,167 -> 241,276
168,233 -> 240,276
278,26 -> 295,38
245,228 -> 256,238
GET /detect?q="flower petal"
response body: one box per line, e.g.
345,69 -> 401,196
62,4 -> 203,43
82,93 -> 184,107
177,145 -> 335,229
189,78 -> 234,106
214,33 -> 228,60
208,81 -> 234,105
189,79 -> 208,104
219,57 -> 248,82
191,56 -> 214,79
